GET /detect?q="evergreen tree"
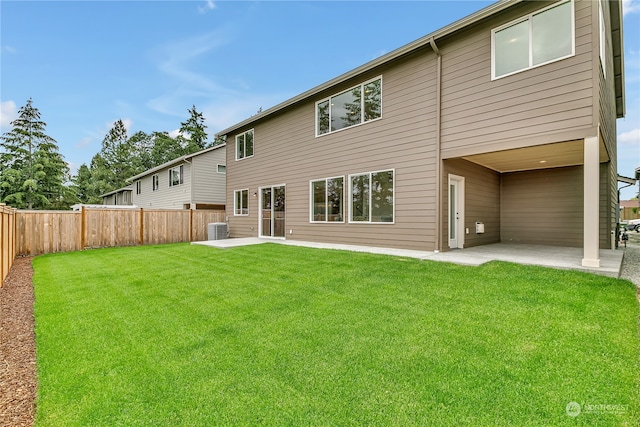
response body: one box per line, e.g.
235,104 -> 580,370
0,98 -> 69,209
149,131 -> 187,165
179,105 -> 209,153
98,119 -> 140,191
71,163 -> 98,204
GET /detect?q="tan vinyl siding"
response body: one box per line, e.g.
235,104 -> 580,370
599,161 -> 615,249
439,0 -> 596,158
442,159 -> 501,250
191,148 -> 226,205
501,166 -> 584,247
226,51 -> 440,250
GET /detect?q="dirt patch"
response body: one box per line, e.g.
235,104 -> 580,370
0,257 -> 36,427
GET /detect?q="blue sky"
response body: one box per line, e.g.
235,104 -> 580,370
1,0 -> 639,198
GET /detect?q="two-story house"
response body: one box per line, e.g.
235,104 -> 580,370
218,0 -> 624,269
126,145 -> 226,210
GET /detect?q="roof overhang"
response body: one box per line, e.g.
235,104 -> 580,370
216,0 -> 523,138
216,0 -> 626,136
610,0 -> 625,118
100,185 -> 134,198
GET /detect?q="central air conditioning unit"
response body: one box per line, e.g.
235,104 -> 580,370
208,222 -> 228,240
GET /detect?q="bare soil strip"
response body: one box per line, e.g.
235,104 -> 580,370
0,257 -> 36,427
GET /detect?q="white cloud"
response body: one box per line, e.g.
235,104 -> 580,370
623,0 -> 640,15
198,0 -> 215,14
619,128 -> 640,144
168,129 -> 182,139
74,137 -> 93,149
0,100 -> 18,130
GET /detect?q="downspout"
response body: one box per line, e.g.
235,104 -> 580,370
430,37 -> 442,252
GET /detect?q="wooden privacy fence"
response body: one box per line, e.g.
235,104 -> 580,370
621,207 -> 640,221
1,204 -> 17,288
16,208 -> 226,256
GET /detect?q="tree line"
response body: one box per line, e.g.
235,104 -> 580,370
0,99 -> 221,209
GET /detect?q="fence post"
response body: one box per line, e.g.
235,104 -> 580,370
189,209 -> 194,242
81,206 -> 86,250
139,208 -> 144,246
1,205 -> 4,288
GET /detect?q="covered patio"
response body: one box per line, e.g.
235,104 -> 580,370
443,135 -> 614,269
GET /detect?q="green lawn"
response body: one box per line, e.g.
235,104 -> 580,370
33,243 -> 639,426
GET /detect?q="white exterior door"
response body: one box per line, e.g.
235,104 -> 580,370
448,175 -> 465,249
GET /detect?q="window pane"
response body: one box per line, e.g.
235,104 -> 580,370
170,168 -> 180,186
532,1 -> 572,65
371,171 -> 393,222
363,79 -> 381,122
494,20 -> 529,77
245,130 -> 254,157
235,191 -> 241,215
312,180 -> 326,222
317,100 -> 330,135
241,190 -> 248,215
331,86 -> 361,132
179,165 -> 184,184
351,174 -> 369,222
236,134 -> 245,159
327,177 -> 343,222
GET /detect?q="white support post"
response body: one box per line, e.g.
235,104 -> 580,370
582,136 -> 600,268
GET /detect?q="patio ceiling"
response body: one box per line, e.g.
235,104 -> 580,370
461,140 -> 610,173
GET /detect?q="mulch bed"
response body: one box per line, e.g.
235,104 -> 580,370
0,257 -> 36,427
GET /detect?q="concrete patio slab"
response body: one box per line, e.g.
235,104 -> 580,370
193,239 -> 624,278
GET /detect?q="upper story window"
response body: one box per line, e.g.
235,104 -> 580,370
316,77 -> 382,136
152,174 -> 159,191
492,0 -> 574,80
236,129 -> 254,160
136,180 -> 142,195
310,176 -> 344,223
349,169 -> 394,224
169,165 -> 184,187
217,164 -> 226,174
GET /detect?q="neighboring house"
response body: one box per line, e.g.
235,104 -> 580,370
218,0 -> 624,269
101,186 -> 134,206
620,199 -> 640,221
126,145 -> 226,210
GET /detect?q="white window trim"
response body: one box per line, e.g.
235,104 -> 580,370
217,164 -> 226,174
234,189 -> 249,216
599,0 -> 606,78
136,180 -> 141,195
309,175 -> 345,224
348,168 -> 395,225
235,129 -> 255,161
491,0 -> 575,80
168,164 -> 184,187
315,75 -> 383,137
